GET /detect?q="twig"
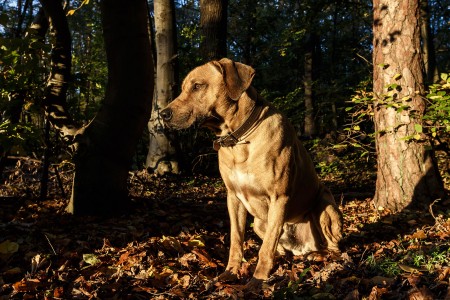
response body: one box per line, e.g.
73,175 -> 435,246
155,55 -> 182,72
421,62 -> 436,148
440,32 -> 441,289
429,198 -> 448,233
44,233 -> 57,255
53,165 -> 67,198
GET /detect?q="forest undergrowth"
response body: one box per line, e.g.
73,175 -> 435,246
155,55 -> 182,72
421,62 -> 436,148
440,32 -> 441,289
0,158 -> 449,299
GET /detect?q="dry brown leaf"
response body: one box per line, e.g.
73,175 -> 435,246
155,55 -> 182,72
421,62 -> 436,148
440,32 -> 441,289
179,252 -> 197,267
411,230 -> 427,240
438,267 -> 450,281
192,248 -> 217,268
180,274 -> 191,288
12,279 -> 40,293
406,274 -> 421,286
53,286 -> 64,298
368,286 -> 388,300
117,251 -> 130,265
160,236 -> 183,253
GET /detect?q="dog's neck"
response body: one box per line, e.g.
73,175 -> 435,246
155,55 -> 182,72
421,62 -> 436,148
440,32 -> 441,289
209,87 -> 265,150
225,89 -> 258,134
202,87 -> 261,138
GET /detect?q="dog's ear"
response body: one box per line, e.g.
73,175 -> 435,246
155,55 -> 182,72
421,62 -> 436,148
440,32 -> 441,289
211,58 -> 255,101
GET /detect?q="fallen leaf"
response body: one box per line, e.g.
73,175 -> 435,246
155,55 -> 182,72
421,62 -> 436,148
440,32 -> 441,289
192,249 -> 217,268
438,267 -> 450,281
53,286 -> 64,298
399,264 -> 427,273
83,253 -> 101,266
3,267 -> 22,276
179,252 -> 197,267
0,240 -> 19,254
117,251 -> 130,265
31,254 -> 47,273
406,274 -> 421,286
12,279 -> 41,293
180,274 -> 191,288
411,230 -> 427,240
161,235 -> 183,253
368,286 -> 388,300
188,236 -> 206,248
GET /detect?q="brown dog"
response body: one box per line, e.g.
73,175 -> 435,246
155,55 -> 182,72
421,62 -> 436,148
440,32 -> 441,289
161,58 -> 343,289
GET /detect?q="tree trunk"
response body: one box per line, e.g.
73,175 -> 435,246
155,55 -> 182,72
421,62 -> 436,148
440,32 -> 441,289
67,0 -> 153,215
146,0 -> 180,175
372,0 -> 444,212
419,0 -> 439,84
40,0 -> 79,140
15,0 -> 31,37
303,33 -> 317,138
199,0 -> 227,61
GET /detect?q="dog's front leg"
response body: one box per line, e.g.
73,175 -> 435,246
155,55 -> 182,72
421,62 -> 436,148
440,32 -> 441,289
218,194 -> 247,281
246,200 -> 285,289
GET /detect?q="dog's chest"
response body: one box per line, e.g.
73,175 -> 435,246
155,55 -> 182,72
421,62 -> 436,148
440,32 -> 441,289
227,169 -> 266,217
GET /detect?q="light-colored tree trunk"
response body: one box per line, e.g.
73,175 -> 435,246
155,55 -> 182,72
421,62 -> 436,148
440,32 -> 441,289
146,0 -> 180,175
200,0 -> 227,61
67,0 -> 153,215
40,0 -> 79,139
372,0 -> 443,212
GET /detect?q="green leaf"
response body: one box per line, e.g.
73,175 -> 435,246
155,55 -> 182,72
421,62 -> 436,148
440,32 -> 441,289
393,73 -> 402,80
188,239 -> 205,248
441,73 -> 448,81
0,240 -> 19,254
414,124 -> 423,133
332,144 -> 347,149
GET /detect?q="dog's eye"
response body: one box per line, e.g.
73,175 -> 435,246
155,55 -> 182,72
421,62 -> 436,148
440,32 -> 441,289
192,83 -> 202,91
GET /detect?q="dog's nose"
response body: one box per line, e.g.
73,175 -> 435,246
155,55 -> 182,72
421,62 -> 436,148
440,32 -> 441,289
160,108 -> 173,121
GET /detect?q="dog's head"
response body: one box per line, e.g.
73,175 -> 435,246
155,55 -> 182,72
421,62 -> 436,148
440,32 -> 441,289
160,58 -> 255,133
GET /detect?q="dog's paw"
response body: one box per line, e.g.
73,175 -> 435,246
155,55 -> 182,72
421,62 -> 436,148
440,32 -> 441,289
217,270 -> 239,282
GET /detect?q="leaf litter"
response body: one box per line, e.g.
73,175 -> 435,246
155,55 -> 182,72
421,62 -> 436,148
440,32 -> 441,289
0,158 -> 449,299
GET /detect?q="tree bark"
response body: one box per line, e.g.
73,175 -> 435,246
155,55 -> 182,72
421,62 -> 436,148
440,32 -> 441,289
200,0 -> 227,61
40,0 -> 79,140
372,0 -> 444,212
303,33 -> 318,138
67,0 -> 153,215
419,0 -> 439,84
146,0 -> 180,175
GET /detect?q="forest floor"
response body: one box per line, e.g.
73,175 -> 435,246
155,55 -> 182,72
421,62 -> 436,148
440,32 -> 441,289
0,158 -> 450,299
